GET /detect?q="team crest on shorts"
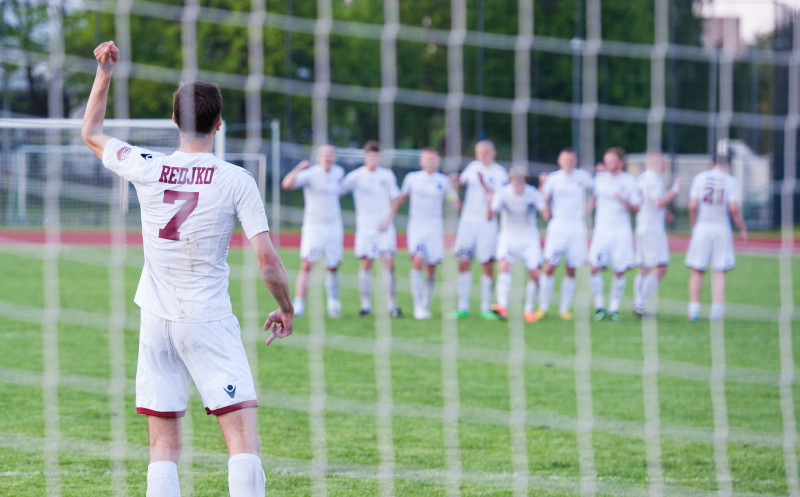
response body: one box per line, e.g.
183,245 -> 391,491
117,147 -> 131,161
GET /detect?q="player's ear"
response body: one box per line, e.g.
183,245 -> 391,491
215,116 -> 222,131
172,113 -> 177,125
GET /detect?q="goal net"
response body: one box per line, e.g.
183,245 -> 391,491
1,1 -> 798,497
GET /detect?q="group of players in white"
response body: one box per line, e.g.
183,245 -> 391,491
283,139 -> 748,324
82,40 -> 748,497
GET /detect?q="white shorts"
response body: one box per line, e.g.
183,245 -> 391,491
684,223 -> 735,272
497,231 -> 542,270
543,221 -> 587,269
636,229 -> 670,268
354,225 -> 396,259
589,227 -> 635,273
300,222 -> 343,268
135,310 -> 257,417
407,223 -> 444,265
454,217 -> 498,264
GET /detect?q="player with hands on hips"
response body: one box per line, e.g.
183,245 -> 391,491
82,41 -> 293,497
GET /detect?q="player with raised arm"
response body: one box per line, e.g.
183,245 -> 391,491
685,141 -> 748,322
82,41 -> 293,497
632,150 -> 681,318
588,147 -> 642,322
537,149 -> 594,321
391,147 -> 459,319
340,140 -> 402,317
448,139 -> 509,320
488,166 -> 551,322
281,144 -> 345,318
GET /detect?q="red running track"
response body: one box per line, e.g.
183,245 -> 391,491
0,229 -> 795,255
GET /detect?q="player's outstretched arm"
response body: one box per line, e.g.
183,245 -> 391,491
249,231 -> 294,345
82,41 -> 119,159
281,160 -> 311,190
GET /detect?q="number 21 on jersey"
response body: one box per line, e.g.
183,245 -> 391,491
158,190 -> 199,240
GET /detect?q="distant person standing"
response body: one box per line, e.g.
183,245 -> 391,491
488,166 -> 550,322
449,140 -> 509,320
82,41 -> 293,497
685,141 -> 748,322
339,140 -> 402,317
632,150 -> 681,318
537,149 -> 594,321
588,147 -> 641,322
281,144 -> 345,318
391,147 -> 459,319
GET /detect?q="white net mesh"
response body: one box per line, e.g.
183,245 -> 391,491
1,1 -> 800,497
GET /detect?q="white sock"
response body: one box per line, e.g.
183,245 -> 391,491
410,269 -> 423,311
325,271 -> 340,304
292,297 -> 305,317
688,301 -> 701,319
591,272 -> 605,310
480,274 -> 494,312
358,268 -> 372,311
539,273 -> 554,312
641,273 -> 660,305
496,273 -> 512,308
633,273 -> 644,308
147,461 -> 180,497
710,303 -> 725,321
425,274 -> 436,311
457,271 -> 472,312
524,280 -> 538,313
228,453 -> 266,497
384,270 -> 397,309
609,275 -> 627,313
559,276 -> 576,314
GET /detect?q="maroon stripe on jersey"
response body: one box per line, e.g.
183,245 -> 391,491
205,400 -> 258,416
136,407 -> 186,418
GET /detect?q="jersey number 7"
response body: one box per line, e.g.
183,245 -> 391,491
158,190 -> 200,240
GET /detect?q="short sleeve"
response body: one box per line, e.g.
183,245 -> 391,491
234,170 -> 271,239
726,176 -> 740,205
387,170 -> 401,199
627,176 -> 642,206
340,168 -> 358,195
459,163 -> 476,185
102,138 -> 163,183
542,173 -> 555,199
689,175 -> 703,200
293,168 -> 313,189
532,188 -> 547,211
490,190 -> 503,212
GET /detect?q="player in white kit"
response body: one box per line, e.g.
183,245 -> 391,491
588,147 -> 642,322
339,140 -> 402,317
281,144 -> 345,318
537,149 -> 594,321
391,147 -> 458,319
82,42 -> 293,497
633,150 -> 681,318
488,166 -> 550,322
449,140 -> 509,320
684,142 -> 748,322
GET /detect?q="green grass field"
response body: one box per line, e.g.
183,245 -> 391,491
1,241 -> 799,496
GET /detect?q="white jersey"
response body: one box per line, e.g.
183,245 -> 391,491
593,171 -> 641,232
102,138 -> 270,323
689,169 -> 740,228
401,170 -> 454,227
491,184 -> 547,236
542,168 -> 594,224
340,166 -> 400,230
636,169 -> 667,234
292,164 -> 345,226
458,161 -> 509,221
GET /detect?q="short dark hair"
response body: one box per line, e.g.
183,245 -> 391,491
559,147 -> 576,155
421,146 -> 438,155
173,81 -> 222,135
363,140 -> 380,153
